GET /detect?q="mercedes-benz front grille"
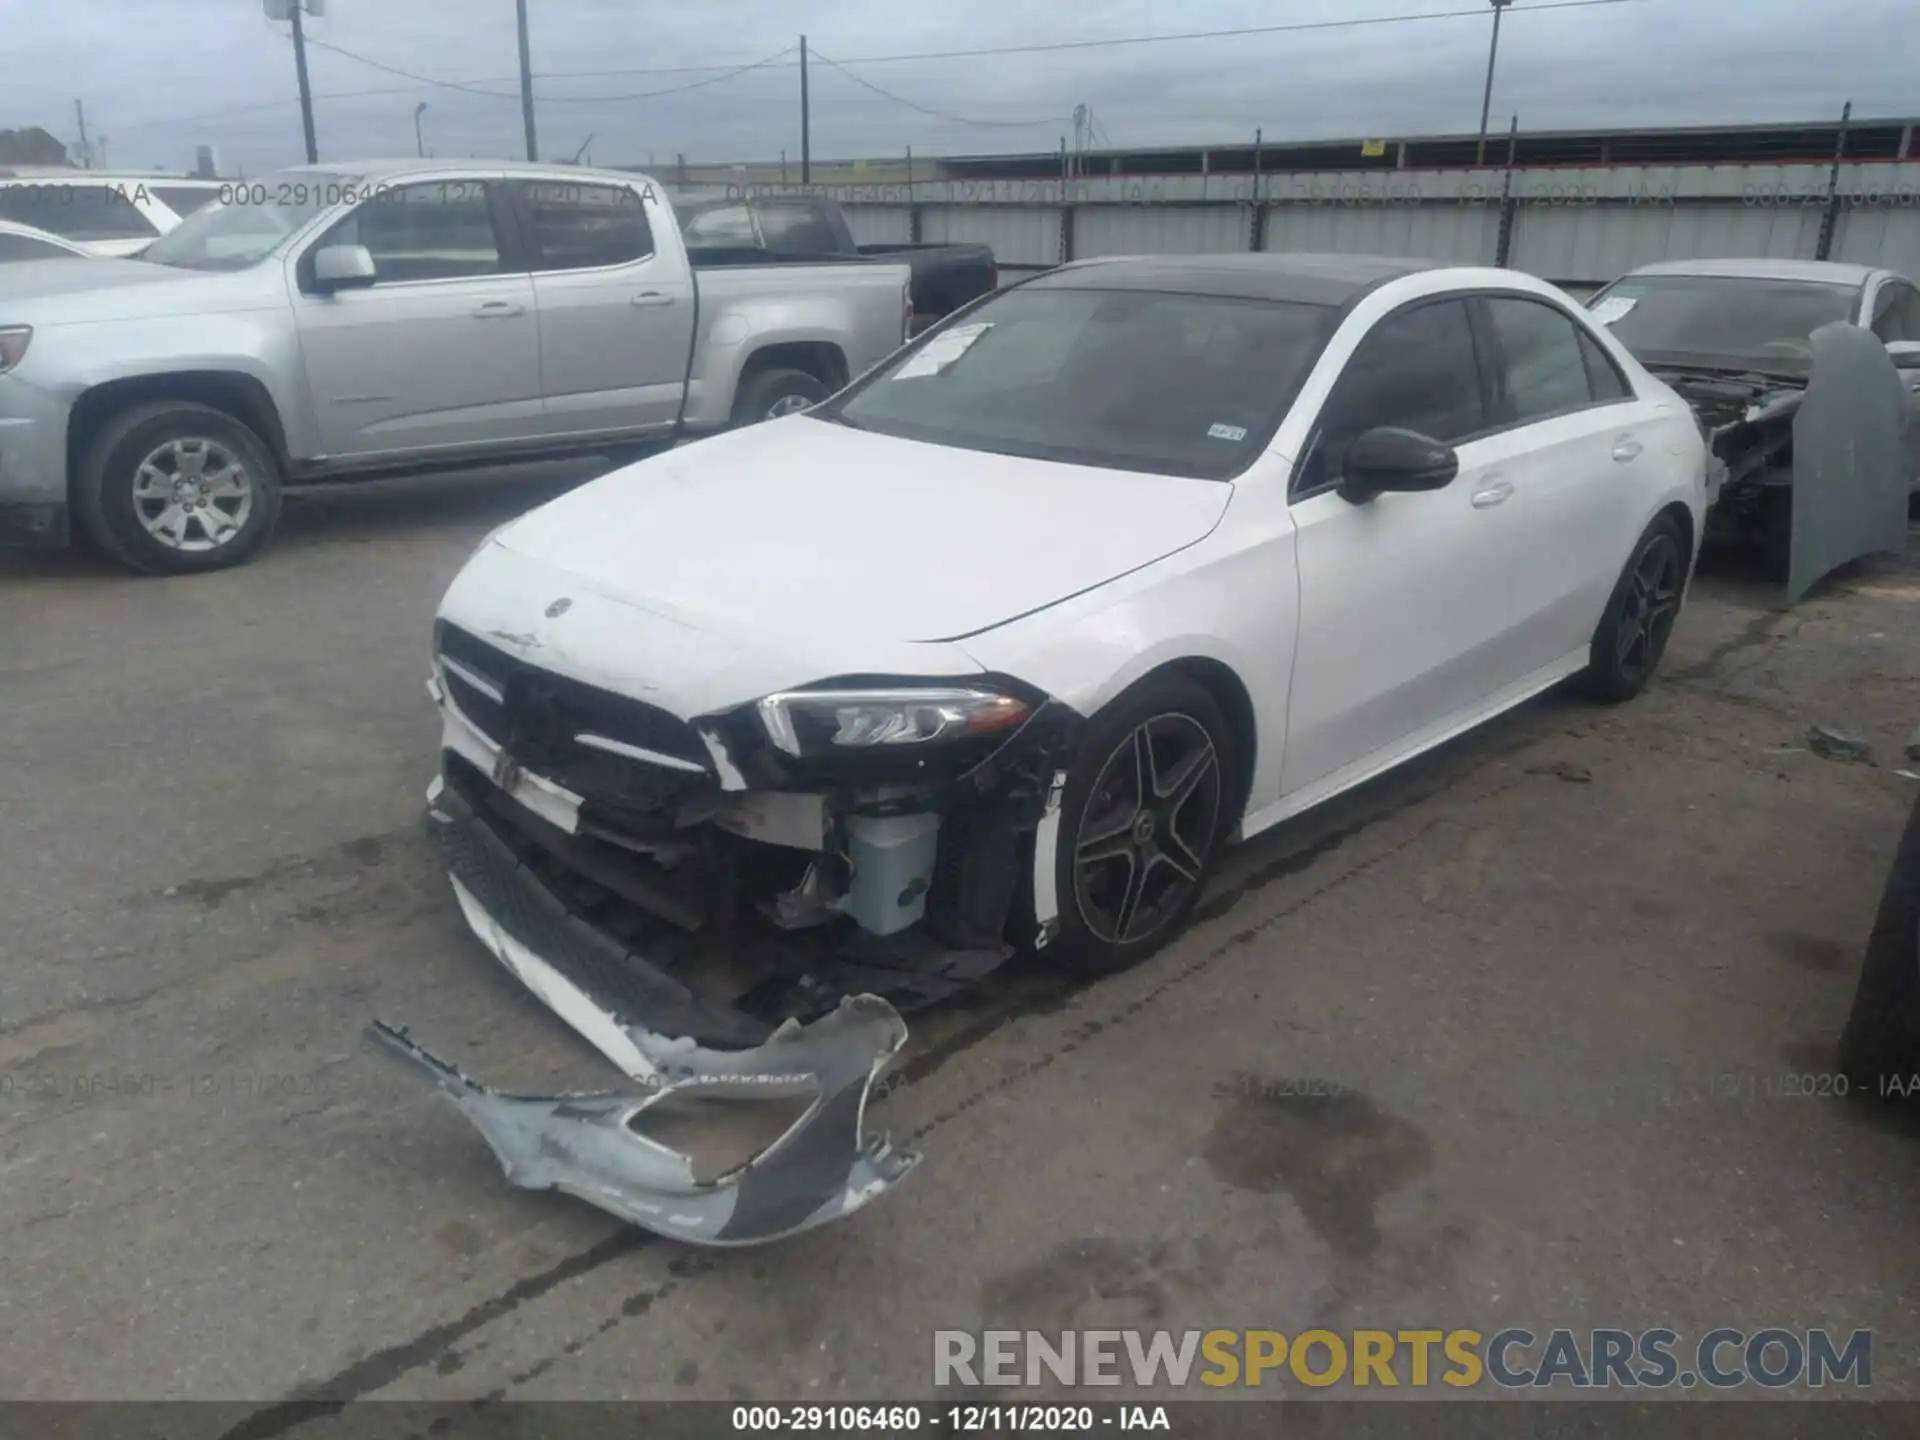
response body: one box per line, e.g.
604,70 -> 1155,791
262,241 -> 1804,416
435,621 -> 714,815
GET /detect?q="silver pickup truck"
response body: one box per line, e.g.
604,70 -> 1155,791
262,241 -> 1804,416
0,160 -> 912,574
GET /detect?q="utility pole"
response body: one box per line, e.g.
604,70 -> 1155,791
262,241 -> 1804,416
1475,0 -> 1512,166
799,35 -> 811,185
73,99 -> 91,168
290,0 -> 318,163
413,102 -> 428,157
516,0 -> 539,162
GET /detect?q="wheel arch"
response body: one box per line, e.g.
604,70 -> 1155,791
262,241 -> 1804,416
1091,656 -> 1260,832
67,372 -> 289,499
736,341 -> 850,391
1655,499 -> 1697,580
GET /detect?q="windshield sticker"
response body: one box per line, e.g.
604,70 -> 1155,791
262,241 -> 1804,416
1589,296 -> 1638,326
891,323 -> 992,379
1207,422 -> 1249,442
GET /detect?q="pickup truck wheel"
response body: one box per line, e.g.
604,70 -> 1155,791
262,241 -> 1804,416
75,402 -> 282,575
732,368 -> 831,426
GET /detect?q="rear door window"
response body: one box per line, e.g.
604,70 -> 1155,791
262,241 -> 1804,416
515,181 -> 653,270
0,183 -> 157,240
0,232 -> 83,261
1483,295 -> 1610,424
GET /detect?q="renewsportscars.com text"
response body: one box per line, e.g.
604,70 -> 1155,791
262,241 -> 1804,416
934,1327 -> 1872,1390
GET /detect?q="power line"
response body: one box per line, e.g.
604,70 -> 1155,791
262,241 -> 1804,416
307,36 -> 797,105
301,36 -> 522,98
523,46 -> 796,104
807,49 -> 1072,129
109,0 -> 1641,136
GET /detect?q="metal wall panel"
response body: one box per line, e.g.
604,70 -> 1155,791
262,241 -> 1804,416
1831,206 -> 1920,276
1510,202 -> 1825,278
1260,202 -> 1499,265
918,204 -> 1061,267
1074,204 -> 1248,257
840,205 -> 912,245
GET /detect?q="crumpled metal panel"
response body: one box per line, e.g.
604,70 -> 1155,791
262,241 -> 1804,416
368,993 -> 918,1247
1787,321 -> 1911,603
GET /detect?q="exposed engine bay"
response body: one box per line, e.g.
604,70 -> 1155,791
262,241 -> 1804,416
1651,321 -> 1911,601
369,620 -> 1083,1245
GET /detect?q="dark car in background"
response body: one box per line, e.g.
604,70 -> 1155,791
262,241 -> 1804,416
1840,787 -> 1920,1097
667,190 -> 996,333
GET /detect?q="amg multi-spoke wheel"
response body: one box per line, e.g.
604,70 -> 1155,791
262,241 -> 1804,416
1050,674 -> 1237,975
75,401 -> 283,575
1583,514 -> 1687,703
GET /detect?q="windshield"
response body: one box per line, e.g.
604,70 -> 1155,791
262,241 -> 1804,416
1590,273 -> 1862,374
822,285 -> 1337,479
142,172 -> 358,271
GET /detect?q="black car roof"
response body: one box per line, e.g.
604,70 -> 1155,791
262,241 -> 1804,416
1027,252 -> 1438,307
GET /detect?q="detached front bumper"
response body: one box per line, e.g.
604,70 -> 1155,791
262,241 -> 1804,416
373,776 -> 922,1245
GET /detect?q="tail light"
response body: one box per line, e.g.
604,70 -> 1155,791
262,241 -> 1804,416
989,263 -> 1000,290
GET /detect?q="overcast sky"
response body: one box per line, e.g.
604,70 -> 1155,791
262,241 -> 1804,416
0,0 -> 1908,176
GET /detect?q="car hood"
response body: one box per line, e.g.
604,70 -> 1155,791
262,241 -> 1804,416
0,258 -> 279,324
494,416 -> 1232,644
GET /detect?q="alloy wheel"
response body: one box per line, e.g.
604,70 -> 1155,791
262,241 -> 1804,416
132,437 -> 254,552
1616,534 -> 1681,679
765,393 -> 814,420
1072,712 -> 1223,946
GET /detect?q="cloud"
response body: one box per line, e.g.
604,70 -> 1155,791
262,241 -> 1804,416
0,0 -> 1902,176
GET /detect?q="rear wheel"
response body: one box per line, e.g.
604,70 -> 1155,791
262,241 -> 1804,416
1046,674 -> 1236,977
74,402 -> 282,575
1581,515 -> 1686,704
731,368 -> 831,426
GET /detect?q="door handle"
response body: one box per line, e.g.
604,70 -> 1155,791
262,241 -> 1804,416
630,291 -> 675,308
1612,435 -> 1644,462
472,300 -> 524,318
1470,480 -> 1514,509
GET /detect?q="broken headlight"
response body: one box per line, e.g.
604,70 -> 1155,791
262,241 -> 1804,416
756,685 -> 1031,758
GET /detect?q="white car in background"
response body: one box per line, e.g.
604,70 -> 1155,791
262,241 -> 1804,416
0,219 -> 91,262
0,174 -> 224,257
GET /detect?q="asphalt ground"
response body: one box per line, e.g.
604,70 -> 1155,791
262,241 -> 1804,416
5,464 -> 1920,1427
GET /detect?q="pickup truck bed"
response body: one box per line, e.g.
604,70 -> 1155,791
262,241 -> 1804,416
669,191 -> 997,334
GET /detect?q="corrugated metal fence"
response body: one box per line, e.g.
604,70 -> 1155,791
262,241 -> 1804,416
711,161 -> 1920,287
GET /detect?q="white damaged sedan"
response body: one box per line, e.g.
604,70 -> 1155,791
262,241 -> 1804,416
379,253 -> 1708,1245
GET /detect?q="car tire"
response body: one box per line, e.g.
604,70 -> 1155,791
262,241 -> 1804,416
1839,791 -> 1920,1097
1045,673 -> 1237,977
731,368 -> 831,426
1580,513 -> 1687,704
74,402 -> 282,576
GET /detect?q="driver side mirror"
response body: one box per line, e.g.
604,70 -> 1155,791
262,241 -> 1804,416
1336,426 -> 1460,505
311,244 -> 377,293
1887,340 -> 1920,371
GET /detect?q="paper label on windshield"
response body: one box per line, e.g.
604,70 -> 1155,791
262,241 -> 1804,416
1207,423 -> 1248,441
891,323 -> 991,379
1589,296 -> 1638,326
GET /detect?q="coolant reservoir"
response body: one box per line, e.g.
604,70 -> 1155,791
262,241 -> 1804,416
842,813 -> 942,936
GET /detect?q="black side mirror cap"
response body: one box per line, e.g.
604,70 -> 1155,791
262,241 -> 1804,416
1337,426 -> 1460,504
